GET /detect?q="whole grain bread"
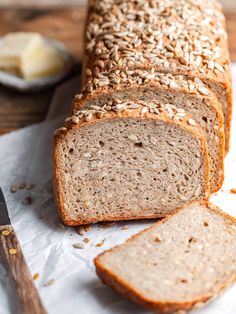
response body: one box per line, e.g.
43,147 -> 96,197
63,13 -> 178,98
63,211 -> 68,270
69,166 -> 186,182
74,72 -> 224,192
79,0 -> 232,152
52,0 -> 231,225
95,202 -> 236,313
53,101 -> 210,226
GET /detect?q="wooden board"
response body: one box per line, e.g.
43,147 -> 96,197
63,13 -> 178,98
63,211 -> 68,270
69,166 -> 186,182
0,6 -> 235,135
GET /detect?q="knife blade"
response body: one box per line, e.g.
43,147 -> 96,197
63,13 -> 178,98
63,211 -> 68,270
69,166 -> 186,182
0,188 -> 11,226
0,187 -> 47,314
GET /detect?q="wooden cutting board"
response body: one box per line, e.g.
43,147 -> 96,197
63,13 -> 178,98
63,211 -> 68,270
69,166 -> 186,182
0,5 -> 235,135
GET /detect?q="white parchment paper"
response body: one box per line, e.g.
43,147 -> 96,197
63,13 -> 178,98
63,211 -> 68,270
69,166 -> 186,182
0,65 -> 236,314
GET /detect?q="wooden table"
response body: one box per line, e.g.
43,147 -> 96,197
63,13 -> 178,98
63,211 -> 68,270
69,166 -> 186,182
0,5 -> 235,135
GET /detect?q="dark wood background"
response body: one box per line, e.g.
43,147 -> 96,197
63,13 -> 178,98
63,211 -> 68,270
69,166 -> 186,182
0,2 -> 235,135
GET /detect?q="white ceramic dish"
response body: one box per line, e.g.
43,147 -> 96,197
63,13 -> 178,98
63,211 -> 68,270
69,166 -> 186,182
0,37 -> 74,92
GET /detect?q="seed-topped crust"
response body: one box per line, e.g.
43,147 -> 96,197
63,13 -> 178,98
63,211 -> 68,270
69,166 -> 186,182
63,99 -> 198,130
56,100 -> 209,155
71,72 -> 222,128
79,0 -> 232,152
81,71 -> 212,97
84,0 -> 228,81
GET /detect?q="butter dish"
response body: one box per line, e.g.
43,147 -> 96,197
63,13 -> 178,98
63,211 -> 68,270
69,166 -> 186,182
0,36 -> 73,92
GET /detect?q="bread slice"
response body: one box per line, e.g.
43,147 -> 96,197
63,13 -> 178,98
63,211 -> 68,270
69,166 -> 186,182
53,100 -> 210,226
74,73 -> 224,193
83,0 -> 232,152
95,202 -> 236,313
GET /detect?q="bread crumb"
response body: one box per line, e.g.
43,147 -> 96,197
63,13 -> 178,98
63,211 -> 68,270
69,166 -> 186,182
230,188 -> 236,194
18,182 -> 26,189
10,185 -> 17,193
84,225 -> 92,232
203,221 -> 209,227
44,279 -> 55,287
98,222 -> 116,229
77,226 -> 85,235
73,242 -> 85,249
83,237 -> 90,243
121,226 -> 129,230
22,196 -> 32,205
26,183 -> 34,190
33,273 -> 40,280
96,239 -> 105,247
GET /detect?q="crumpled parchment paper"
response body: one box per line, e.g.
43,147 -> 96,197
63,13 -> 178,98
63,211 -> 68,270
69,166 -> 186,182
0,65 -> 236,314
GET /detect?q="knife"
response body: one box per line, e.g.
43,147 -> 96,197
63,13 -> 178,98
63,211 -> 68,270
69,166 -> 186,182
0,188 -> 47,314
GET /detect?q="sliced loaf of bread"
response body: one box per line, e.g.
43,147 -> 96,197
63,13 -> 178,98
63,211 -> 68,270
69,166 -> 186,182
53,101 -> 210,226
95,202 -> 236,313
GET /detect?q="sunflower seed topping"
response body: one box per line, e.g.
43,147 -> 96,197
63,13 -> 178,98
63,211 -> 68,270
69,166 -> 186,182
84,0 -> 226,87
65,97 -> 197,130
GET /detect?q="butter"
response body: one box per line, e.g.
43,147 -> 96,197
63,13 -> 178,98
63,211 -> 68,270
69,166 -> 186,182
0,32 -> 43,68
21,46 -> 65,80
0,32 -> 65,80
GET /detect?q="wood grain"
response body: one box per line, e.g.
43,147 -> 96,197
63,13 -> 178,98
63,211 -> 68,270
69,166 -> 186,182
0,7 -> 235,136
0,0 -> 234,10
0,8 -> 86,63
0,0 -> 85,9
0,225 -> 47,314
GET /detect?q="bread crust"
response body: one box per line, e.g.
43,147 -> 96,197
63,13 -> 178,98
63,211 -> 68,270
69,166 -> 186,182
53,107 -> 210,226
94,201 -> 236,313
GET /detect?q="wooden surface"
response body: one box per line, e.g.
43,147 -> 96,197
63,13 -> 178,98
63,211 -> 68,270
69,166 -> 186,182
0,6 -> 235,135
0,225 -> 47,314
0,0 -> 234,9
0,7 -> 86,135
0,0 -> 85,8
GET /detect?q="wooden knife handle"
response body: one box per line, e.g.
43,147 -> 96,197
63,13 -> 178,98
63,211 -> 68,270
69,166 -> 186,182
0,225 -> 47,314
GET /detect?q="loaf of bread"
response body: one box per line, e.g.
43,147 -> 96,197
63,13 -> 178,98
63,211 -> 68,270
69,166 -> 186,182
53,101 -> 210,225
53,0 -> 231,225
95,202 -> 236,313
78,0 -> 232,151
